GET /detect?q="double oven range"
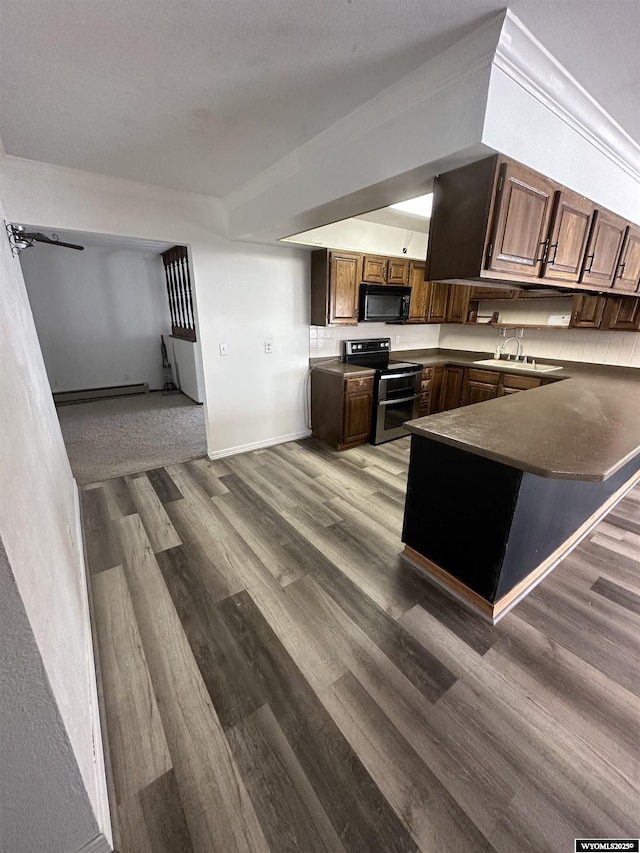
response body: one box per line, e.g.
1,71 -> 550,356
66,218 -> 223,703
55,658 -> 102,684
343,338 -> 423,445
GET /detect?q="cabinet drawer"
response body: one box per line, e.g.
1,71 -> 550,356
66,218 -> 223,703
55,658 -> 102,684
502,373 -> 542,391
345,375 -> 374,395
466,368 -> 500,385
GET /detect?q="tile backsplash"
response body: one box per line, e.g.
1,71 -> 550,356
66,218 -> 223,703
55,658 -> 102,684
310,322 -> 640,368
309,323 -> 440,359
439,324 -> 640,368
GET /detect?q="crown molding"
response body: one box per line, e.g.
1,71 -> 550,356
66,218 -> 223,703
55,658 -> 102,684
494,10 -> 640,183
225,12 -> 505,212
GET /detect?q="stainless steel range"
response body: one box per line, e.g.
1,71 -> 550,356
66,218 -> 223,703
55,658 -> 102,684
343,338 -> 422,445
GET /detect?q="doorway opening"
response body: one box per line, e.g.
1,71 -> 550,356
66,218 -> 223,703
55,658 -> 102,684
17,225 -> 208,483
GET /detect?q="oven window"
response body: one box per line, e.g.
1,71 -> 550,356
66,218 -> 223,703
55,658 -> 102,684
381,375 -> 417,399
382,398 -> 415,431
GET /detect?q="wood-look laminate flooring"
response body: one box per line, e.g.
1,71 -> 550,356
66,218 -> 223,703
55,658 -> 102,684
84,436 -> 640,853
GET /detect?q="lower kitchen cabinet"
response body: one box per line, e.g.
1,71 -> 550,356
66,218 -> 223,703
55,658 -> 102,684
440,366 -> 465,411
460,368 -> 500,406
430,365 -> 446,414
499,374 -> 542,395
311,370 -> 374,450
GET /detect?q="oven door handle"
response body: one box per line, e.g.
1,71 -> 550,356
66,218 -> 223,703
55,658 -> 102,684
378,394 -> 420,406
379,371 -> 421,382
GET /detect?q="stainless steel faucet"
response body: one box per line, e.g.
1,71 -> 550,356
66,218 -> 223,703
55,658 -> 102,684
502,337 -> 523,360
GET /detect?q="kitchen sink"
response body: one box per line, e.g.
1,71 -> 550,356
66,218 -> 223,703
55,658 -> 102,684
473,359 -> 563,373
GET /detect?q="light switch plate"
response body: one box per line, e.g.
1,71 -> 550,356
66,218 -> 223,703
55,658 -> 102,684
219,343 -> 228,355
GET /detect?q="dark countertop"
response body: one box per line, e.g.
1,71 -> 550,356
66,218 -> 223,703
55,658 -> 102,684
310,359 -> 375,377
310,349 -> 640,481
394,349 -> 640,482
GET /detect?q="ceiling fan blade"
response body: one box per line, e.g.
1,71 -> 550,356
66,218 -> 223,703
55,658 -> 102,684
27,232 -> 85,251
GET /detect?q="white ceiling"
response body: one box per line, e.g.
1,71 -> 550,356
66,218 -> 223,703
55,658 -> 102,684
1,0 -> 638,199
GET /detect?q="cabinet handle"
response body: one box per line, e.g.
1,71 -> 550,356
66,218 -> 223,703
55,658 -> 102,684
584,253 -> 595,274
536,238 -> 550,263
616,261 -> 626,280
548,242 -> 558,265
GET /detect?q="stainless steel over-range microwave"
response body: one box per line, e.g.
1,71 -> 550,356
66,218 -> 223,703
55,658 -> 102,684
358,284 -> 411,323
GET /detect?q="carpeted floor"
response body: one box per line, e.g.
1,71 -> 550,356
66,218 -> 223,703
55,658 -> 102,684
56,391 -> 207,484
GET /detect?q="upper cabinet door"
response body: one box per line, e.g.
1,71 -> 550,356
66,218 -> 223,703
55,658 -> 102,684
387,258 -> 410,285
427,281 -> 449,323
486,161 -> 556,278
445,285 -> 470,324
362,255 -> 388,284
580,210 -> 627,288
329,252 -> 360,325
569,294 -> 607,328
601,296 -> 640,331
613,224 -> 640,293
542,189 -> 594,283
406,261 -> 428,323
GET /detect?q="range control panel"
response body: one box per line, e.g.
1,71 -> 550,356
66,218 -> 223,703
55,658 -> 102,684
344,338 -> 391,356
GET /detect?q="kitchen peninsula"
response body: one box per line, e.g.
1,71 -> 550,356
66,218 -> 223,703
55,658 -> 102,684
397,351 -> 640,622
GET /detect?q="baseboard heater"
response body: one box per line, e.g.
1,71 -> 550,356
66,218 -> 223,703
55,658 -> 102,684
53,383 -> 149,405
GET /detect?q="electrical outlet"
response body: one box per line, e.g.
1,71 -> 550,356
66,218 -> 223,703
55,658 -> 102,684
219,343 -> 228,356
264,340 -> 273,354
395,335 -> 400,345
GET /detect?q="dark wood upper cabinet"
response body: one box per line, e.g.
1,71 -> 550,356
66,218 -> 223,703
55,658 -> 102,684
426,281 -> 449,323
362,254 -> 409,285
486,161 -> 556,279
601,296 -> 640,331
387,257 -> 410,285
570,293 -> 607,329
542,189 -> 594,283
580,210 -> 628,289
406,261 -> 428,323
425,153 -> 639,296
614,224 -> 640,293
470,286 -> 516,300
310,249 -> 361,326
362,254 -> 388,284
445,285 -> 471,324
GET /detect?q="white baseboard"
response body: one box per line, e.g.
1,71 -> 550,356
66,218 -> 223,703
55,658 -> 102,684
77,832 -> 113,853
74,481 -> 113,852
207,429 -> 312,460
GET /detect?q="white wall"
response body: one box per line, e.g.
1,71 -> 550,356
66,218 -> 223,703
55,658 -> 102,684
284,218 -> 428,260
20,243 -> 171,392
0,189 -> 108,850
0,155 -> 311,458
